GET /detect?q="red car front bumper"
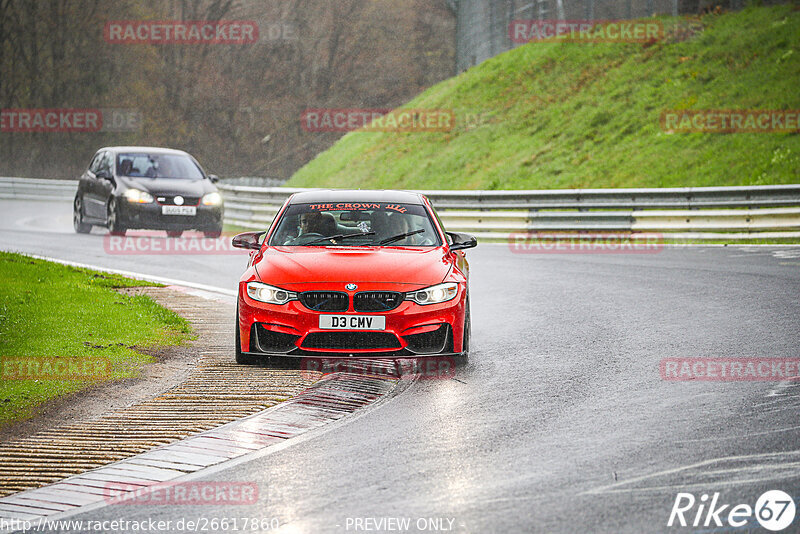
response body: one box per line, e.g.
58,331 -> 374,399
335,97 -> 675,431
237,282 -> 467,357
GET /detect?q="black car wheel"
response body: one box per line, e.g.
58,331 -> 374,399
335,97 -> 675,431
167,230 -> 183,238
73,195 -> 91,234
457,295 -> 470,364
204,230 -> 222,239
107,198 -> 127,236
235,305 -> 258,365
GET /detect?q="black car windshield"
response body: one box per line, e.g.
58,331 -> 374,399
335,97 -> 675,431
269,202 -> 442,247
116,153 -> 204,180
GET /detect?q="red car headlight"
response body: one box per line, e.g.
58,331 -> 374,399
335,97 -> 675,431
246,282 -> 297,305
405,282 -> 458,305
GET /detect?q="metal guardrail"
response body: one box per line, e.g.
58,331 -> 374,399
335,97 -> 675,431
0,177 -> 284,200
2,177 -> 799,240
221,177 -> 285,187
219,183 -> 800,241
0,177 -> 77,201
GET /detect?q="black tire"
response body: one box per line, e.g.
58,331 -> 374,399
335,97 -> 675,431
107,198 -> 126,236
455,295 -> 470,365
73,196 -> 91,234
167,230 -> 183,238
235,305 -> 259,365
204,230 -> 222,239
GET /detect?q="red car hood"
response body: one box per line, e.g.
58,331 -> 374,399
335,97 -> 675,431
254,247 -> 451,291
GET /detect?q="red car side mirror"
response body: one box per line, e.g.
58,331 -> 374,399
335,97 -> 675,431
232,231 -> 266,250
447,232 -> 478,251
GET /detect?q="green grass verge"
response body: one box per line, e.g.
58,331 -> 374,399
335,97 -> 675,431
288,6 -> 800,191
0,252 -> 192,427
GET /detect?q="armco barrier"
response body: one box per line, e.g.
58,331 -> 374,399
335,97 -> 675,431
2,177 -> 799,240
219,183 -> 800,241
0,177 -> 76,201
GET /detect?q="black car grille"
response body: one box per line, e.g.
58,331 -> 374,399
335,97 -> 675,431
403,325 -> 450,354
353,291 -> 403,312
157,195 -> 200,206
300,292 -> 349,312
302,332 -> 401,350
252,324 -> 300,353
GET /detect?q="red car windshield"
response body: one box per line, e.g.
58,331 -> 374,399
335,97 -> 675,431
269,202 -> 442,247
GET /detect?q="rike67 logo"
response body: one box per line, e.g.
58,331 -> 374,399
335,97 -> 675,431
668,490 -> 796,531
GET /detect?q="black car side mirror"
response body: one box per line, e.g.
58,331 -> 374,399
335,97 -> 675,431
95,169 -> 111,180
232,231 -> 266,250
208,174 -> 220,183
447,231 -> 477,251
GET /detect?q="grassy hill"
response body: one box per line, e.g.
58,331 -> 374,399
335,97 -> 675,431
288,6 -> 800,190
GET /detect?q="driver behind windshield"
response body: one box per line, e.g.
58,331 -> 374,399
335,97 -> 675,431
299,212 -> 336,237
269,203 -> 440,247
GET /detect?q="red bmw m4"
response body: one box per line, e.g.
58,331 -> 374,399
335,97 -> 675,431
231,190 -> 477,364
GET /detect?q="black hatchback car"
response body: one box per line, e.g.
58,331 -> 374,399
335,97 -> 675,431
73,146 -> 224,237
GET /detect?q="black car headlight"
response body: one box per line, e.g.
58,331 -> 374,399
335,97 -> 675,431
202,192 -> 223,206
124,189 -> 154,204
246,282 -> 296,305
405,282 -> 458,305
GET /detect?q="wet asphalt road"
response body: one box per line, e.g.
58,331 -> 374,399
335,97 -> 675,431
2,199 -> 800,533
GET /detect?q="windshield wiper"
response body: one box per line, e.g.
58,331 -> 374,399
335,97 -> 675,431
379,229 -> 425,245
303,232 -> 376,245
